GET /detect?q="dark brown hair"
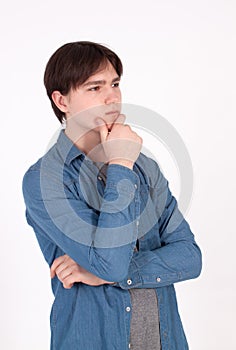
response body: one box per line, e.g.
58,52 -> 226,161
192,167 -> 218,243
44,41 -> 123,123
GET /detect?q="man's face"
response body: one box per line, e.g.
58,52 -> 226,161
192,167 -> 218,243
64,62 -> 122,134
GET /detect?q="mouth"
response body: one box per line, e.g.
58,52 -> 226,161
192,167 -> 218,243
105,110 -> 120,116
104,111 -> 120,131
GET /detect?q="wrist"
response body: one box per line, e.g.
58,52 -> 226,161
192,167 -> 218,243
109,159 -> 134,169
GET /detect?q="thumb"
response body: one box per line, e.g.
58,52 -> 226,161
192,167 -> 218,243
95,118 -> 108,143
114,113 -> 126,125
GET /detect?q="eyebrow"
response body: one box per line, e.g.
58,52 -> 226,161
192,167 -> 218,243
83,76 -> 120,87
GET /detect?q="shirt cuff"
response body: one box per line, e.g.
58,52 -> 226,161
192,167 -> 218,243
106,164 -> 140,194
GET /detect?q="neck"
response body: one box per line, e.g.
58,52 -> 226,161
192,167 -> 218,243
65,123 -> 105,162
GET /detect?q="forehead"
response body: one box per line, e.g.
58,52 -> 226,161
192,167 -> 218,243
84,62 -> 119,83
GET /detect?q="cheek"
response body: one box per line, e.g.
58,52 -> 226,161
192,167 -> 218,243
68,100 -> 82,117
70,106 -> 104,131
69,92 -> 94,115
115,87 -> 122,101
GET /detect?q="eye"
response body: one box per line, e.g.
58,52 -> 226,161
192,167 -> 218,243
112,82 -> 120,88
88,86 -> 100,92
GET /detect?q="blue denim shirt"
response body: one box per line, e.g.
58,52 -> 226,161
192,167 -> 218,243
22,130 -> 202,350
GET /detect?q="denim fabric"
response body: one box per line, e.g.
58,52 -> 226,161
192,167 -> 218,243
22,130 -> 202,350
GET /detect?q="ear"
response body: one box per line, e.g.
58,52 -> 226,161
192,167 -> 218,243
51,91 -> 69,113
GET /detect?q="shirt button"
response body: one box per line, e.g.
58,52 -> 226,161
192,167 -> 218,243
128,343 -> 131,349
136,220 -> 139,226
156,277 -> 161,283
127,279 -> 132,285
126,306 -> 131,312
97,176 -> 102,181
134,184 -> 138,189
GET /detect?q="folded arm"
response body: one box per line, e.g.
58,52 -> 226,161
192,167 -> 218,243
50,254 -> 114,288
23,163 -> 140,282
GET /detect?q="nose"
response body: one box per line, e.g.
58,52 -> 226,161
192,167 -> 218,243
104,88 -> 120,105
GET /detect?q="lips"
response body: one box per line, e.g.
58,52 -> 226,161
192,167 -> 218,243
105,110 -> 119,116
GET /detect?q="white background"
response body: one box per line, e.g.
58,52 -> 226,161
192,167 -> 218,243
1,0 -> 235,349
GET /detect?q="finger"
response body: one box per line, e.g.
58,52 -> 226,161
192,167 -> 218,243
57,265 -> 76,281
50,269 -> 56,279
63,274 -> 80,289
63,282 -> 74,289
95,118 -> 109,143
50,258 -> 63,278
50,255 -> 67,278
53,261 -> 72,279
114,113 -> 126,125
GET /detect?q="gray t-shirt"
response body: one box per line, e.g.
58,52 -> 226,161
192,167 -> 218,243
129,288 -> 161,350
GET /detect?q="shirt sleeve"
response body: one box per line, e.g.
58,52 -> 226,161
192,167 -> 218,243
117,161 -> 202,289
23,163 -> 140,282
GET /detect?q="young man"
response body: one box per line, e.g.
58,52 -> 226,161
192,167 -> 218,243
22,41 -> 202,350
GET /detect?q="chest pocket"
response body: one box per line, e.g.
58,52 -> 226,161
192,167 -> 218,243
71,175 -> 102,212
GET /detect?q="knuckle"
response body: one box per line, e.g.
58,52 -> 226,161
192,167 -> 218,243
57,272 -> 63,279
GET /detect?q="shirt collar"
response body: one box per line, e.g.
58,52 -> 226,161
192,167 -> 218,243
56,129 -> 85,165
